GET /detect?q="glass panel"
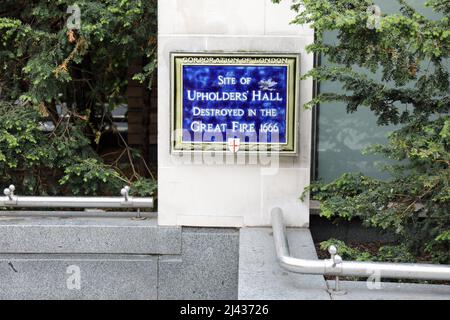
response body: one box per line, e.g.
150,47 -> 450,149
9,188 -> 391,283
316,0 -> 439,182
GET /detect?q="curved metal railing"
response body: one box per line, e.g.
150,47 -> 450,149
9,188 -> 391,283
272,207 -> 450,282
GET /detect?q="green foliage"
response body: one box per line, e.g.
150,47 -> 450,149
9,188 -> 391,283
377,244 -> 417,263
0,0 -> 157,105
59,158 -> 125,196
277,0 -> 450,263
129,177 -> 158,198
0,101 -> 156,197
320,239 -> 374,261
319,239 -> 416,263
0,1 -> 157,198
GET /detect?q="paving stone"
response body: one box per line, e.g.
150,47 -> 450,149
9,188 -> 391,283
238,227 -> 331,300
158,228 -> 240,300
0,254 -> 157,300
0,217 -> 181,254
327,280 -> 450,300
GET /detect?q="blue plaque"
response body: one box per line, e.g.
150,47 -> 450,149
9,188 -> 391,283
171,53 -> 299,154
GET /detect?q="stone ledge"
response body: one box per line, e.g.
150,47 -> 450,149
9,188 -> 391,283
0,254 -> 157,300
327,280 -> 450,300
0,219 -> 240,300
0,216 -> 181,255
158,227 -> 240,300
238,227 -> 330,300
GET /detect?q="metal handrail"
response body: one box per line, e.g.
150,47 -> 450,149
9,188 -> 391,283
0,185 -> 153,210
271,207 -> 450,282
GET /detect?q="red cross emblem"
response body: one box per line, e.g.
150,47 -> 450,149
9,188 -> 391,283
228,138 -> 240,153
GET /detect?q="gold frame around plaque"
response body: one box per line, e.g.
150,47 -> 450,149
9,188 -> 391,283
170,52 -> 300,155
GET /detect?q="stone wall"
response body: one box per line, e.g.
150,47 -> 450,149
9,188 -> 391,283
0,216 -> 239,300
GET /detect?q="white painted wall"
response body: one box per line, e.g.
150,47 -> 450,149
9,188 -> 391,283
158,0 -> 314,227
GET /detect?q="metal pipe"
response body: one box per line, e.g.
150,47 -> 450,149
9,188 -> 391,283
0,196 -> 153,208
0,185 -> 153,209
271,207 -> 450,281
0,210 -> 156,218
